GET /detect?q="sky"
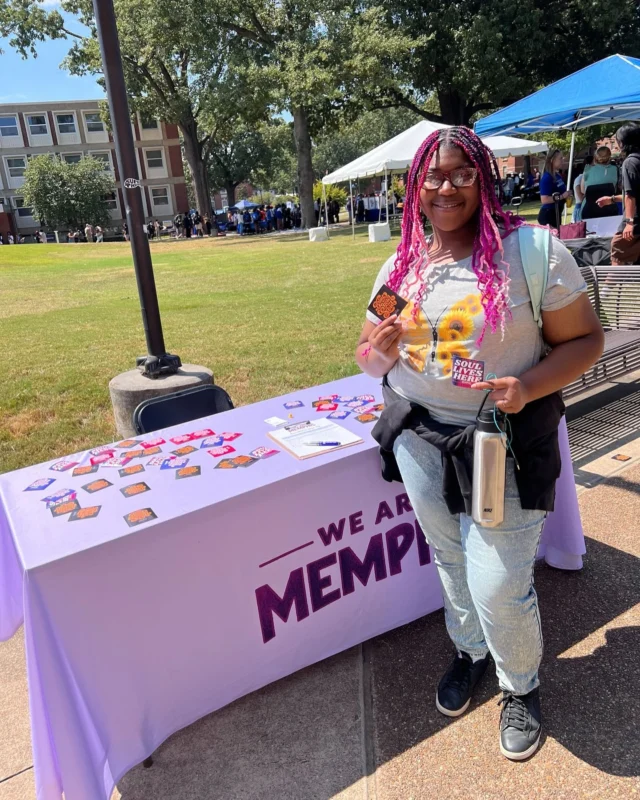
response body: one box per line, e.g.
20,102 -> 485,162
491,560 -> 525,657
0,6 -> 104,104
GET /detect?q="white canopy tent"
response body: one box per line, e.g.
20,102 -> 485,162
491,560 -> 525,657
320,120 -> 547,238
322,120 -> 548,184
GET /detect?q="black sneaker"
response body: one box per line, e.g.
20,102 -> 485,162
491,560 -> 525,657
498,688 -> 542,760
435,651 -> 491,717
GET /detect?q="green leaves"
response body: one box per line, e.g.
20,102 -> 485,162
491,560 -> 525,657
0,0 -> 66,57
313,181 -> 347,206
22,155 -> 116,230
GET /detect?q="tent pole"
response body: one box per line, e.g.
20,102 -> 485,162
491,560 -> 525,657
391,173 -> 396,227
564,128 -> 577,224
322,183 -> 329,237
349,179 -> 355,239
384,168 -> 389,229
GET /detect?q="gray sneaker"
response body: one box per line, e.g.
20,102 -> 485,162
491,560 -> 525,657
498,688 -> 542,760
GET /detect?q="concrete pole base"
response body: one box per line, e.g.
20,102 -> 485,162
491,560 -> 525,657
109,364 -> 213,438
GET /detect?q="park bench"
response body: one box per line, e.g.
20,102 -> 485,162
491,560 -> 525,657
564,266 -> 640,399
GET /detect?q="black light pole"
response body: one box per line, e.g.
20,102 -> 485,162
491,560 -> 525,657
92,0 -> 181,378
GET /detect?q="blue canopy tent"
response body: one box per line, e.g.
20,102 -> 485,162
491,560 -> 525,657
474,55 -> 640,218
475,55 -> 640,138
232,200 -> 259,210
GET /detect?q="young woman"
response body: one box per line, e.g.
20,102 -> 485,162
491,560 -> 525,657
538,149 -> 571,229
596,122 -> 640,264
355,127 -> 603,761
582,146 -> 618,194
580,146 -> 619,219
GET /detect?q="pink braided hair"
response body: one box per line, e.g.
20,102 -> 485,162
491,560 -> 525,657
387,127 -> 524,342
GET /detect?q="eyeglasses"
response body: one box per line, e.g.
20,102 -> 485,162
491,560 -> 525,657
423,167 -> 478,190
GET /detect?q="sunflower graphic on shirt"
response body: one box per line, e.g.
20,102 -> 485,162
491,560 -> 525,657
398,294 -> 482,374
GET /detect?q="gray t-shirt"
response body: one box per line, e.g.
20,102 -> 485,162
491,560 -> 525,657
366,228 -> 587,426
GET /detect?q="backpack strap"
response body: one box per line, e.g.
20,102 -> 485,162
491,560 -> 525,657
518,226 -> 550,328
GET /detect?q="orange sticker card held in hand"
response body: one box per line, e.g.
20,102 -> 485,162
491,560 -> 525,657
367,284 -> 408,321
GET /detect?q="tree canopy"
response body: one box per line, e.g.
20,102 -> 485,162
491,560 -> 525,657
313,107 -> 422,178
22,155 -> 116,230
205,118 -> 295,207
3,0 -> 640,221
368,0 -> 640,125
211,0 -> 415,226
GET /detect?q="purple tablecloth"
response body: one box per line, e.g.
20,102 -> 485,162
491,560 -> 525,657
0,374 -> 584,799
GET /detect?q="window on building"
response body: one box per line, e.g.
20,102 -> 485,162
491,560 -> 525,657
14,197 -> 34,217
151,187 -> 169,206
145,150 -> 164,169
90,152 -> 112,171
104,191 -> 118,210
61,153 -> 82,165
85,112 -> 105,133
141,117 -> 159,130
0,116 -> 19,137
56,113 -> 76,134
7,157 -> 27,178
27,114 -> 48,136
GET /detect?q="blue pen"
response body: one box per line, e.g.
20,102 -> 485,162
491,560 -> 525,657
304,441 -> 341,447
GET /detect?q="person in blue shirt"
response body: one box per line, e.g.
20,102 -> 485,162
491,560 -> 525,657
538,149 -> 572,229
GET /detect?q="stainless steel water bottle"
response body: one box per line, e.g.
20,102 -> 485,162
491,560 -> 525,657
472,405 -> 507,528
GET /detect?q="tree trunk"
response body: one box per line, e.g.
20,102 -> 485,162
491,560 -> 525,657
292,105 -> 315,229
180,120 -> 211,215
224,182 -> 237,208
437,90 -> 469,126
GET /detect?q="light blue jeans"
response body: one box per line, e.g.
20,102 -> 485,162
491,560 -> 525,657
394,429 -> 546,695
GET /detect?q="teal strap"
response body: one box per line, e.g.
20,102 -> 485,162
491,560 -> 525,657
518,226 -> 550,328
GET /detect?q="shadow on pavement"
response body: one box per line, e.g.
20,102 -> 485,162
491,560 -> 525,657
368,535 -> 639,780
116,536 -> 638,798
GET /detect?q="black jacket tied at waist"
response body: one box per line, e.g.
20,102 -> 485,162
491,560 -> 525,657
371,379 -> 565,516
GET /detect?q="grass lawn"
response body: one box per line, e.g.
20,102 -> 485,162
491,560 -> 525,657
1,227 -> 399,473
0,200 -> 542,474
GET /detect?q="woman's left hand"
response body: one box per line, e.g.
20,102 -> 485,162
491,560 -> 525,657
471,377 -> 530,414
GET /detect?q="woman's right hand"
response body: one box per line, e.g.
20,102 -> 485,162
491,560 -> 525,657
368,315 -> 404,365
596,195 -> 614,207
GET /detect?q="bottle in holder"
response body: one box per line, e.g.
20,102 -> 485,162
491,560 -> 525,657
472,404 -> 507,528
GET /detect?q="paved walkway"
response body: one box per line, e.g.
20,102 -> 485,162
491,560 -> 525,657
2,449 -> 639,800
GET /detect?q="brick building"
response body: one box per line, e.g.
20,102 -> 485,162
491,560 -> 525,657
0,99 -> 188,237
496,154 -> 546,177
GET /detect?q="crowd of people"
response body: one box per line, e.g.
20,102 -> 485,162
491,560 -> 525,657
502,171 -> 540,203
68,223 -> 105,243
0,226 -> 104,244
229,203 -> 302,235
0,232 -> 21,244
172,210 -> 214,238
536,123 -> 640,263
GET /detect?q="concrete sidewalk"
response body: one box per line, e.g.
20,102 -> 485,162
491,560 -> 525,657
2,460 -> 639,800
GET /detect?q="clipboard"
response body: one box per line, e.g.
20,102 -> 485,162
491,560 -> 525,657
267,419 -> 364,460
